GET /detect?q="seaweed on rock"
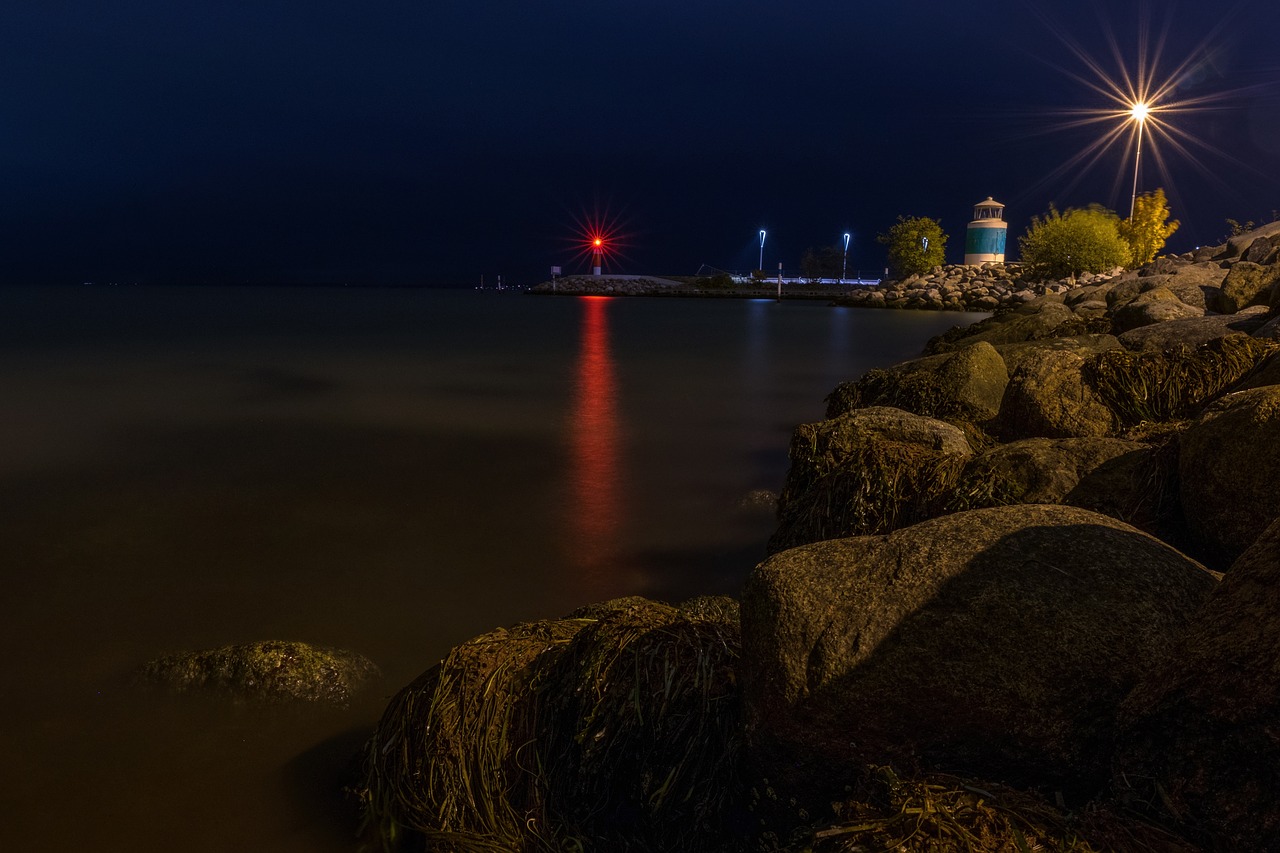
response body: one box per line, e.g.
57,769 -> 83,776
792,765 -> 1194,853
357,600 -> 743,852
1084,335 -> 1280,429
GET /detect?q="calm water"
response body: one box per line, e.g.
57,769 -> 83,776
0,286 -> 984,851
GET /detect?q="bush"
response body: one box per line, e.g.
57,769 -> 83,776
878,216 -> 948,277
1019,205 -> 1131,278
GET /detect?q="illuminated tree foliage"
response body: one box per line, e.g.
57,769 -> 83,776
1119,188 -> 1179,267
1018,204 -> 1131,279
878,216 -> 947,277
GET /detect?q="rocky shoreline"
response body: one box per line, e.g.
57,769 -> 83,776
141,222 -> 1280,851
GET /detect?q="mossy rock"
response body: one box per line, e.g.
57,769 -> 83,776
924,300 -> 1076,354
949,437 -> 1172,533
135,640 -> 380,706
824,343 -> 1006,424
1209,261 -> 1280,314
769,407 -> 971,553
360,598 -> 743,852
995,346 -> 1116,439
1084,334 -> 1280,429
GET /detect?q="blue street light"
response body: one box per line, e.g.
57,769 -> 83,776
842,232 -> 851,283
758,229 -> 767,272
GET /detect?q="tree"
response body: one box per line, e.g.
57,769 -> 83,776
800,245 -> 844,280
878,216 -> 947,277
1119,189 -> 1179,267
1018,204 -> 1131,279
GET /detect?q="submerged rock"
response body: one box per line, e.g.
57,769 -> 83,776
742,505 -> 1217,806
135,640 -> 380,707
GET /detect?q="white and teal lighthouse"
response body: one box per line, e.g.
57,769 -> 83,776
964,197 -> 1007,265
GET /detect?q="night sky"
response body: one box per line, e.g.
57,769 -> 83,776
3,0 -> 1279,287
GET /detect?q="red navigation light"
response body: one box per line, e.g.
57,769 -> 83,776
593,238 -> 603,248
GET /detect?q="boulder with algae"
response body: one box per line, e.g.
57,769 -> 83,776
357,596 -> 743,852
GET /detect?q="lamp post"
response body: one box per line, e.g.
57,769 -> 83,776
758,229 -> 767,273
842,232 -> 851,283
1129,101 -> 1149,218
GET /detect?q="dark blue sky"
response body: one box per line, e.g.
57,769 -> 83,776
3,0 -> 1278,286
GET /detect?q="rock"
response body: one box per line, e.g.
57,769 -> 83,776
1116,309 -> 1272,351
952,437 -> 1167,531
995,346 -> 1116,439
933,341 -> 1008,421
1085,335 -> 1279,431
361,598 -> 742,850
1179,385 -> 1280,565
134,640 -> 381,706
925,300 -> 1076,353
741,505 -> 1218,802
1218,220 -> 1280,261
832,343 -> 1007,424
1115,516 -> 1280,851
769,407 -> 971,552
1145,263 -> 1229,309
1253,315 -> 1280,341
1243,233 -> 1280,264
1208,261 -> 1280,314
1111,286 -> 1205,332
1072,299 -> 1109,319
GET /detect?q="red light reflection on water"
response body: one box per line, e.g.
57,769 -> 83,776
569,296 -> 622,580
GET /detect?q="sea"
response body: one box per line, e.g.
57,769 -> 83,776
0,285 -> 986,852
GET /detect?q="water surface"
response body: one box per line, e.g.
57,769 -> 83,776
0,286 -> 985,851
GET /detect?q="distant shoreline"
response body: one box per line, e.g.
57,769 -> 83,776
528,274 -> 869,301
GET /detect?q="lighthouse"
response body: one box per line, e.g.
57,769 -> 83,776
964,197 -> 1007,265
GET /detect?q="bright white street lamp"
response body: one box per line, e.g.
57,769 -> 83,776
758,229 -> 767,272
841,232 -> 851,283
1129,101 -> 1149,217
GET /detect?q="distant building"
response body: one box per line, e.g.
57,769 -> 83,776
964,197 -> 1007,264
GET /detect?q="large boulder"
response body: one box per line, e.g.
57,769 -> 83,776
1115,516 -> 1280,851
994,346 -> 1116,439
1116,308 -> 1272,351
1134,263 -> 1229,310
1179,385 -> 1280,564
1111,286 -> 1204,332
134,640 -> 381,707
1208,261 -> 1280,314
769,407 -> 972,552
742,505 -> 1218,803
826,343 -> 1008,424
